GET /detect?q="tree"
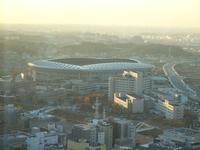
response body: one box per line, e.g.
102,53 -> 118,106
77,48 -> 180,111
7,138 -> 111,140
184,110 -> 197,128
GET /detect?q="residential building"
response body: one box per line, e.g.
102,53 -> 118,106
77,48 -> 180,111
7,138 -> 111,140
111,118 -> 136,148
97,121 -> 113,150
108,71 -> 152,101
70,124 -> 97,146
155,99 -> 184,119
114,93 -> 144,113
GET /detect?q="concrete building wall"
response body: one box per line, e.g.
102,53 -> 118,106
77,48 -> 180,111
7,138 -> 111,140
108,71 -> 152,101
26,132 -> 45,150
98,122 -> 113,150
130,98 -> 144,113
155,99 -> 184,119
114,93 -> 144,113
67,140 -> 106,150
71,124 -> 97,146
112,118 -> 136,148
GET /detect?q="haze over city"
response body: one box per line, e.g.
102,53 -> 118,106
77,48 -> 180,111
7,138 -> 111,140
1,1 -> 200,150
1,0 -> 200,28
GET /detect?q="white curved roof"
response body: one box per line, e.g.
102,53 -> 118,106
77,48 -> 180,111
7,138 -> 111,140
28,60 -> 154,72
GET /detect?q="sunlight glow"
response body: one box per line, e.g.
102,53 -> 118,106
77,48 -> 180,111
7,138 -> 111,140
0,0 -> 200,27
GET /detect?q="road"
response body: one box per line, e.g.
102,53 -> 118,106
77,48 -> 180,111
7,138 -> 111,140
20,105 -> 68,119
163,63 -> 196,97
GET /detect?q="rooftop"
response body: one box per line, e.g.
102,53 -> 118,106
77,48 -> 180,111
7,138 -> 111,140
28,58 -> 154,72
115,93 -> 142,101
74,123 -> 96,130
52,58 -> 137,65
151,76 -> 167,81
165,128 -> 200,137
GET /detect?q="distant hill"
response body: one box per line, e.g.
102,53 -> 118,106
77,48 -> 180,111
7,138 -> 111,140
0,32 -> 193,74
60,42 -> 191,58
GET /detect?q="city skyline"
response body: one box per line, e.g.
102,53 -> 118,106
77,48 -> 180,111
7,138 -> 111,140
1,1 -> 200,150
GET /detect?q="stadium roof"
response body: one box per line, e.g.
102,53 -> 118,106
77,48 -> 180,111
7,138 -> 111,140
28,59 -> 154,72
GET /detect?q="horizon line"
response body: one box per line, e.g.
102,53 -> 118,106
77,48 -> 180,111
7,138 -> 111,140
1,23 -> 200,29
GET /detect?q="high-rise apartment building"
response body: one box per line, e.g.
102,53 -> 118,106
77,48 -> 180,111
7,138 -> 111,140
108,71 -> 151,101
111,118 -> 136,148
97,121 -> 113,150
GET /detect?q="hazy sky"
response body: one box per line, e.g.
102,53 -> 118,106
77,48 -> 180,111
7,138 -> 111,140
1,0 -> 200,28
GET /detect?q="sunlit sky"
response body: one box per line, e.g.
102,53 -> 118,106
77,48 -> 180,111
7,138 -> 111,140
0,0 -> 200,28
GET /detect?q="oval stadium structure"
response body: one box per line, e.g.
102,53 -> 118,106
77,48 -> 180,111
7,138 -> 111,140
28,58 -> 154,84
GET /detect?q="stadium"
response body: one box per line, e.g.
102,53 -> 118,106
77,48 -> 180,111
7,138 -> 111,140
28,58 -> 154,84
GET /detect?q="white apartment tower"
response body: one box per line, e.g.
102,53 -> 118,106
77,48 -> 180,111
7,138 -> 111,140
108,71 -> 151,101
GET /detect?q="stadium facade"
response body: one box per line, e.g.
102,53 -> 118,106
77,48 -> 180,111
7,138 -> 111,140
28,58 -> 153,82
28,58 -> 154,95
